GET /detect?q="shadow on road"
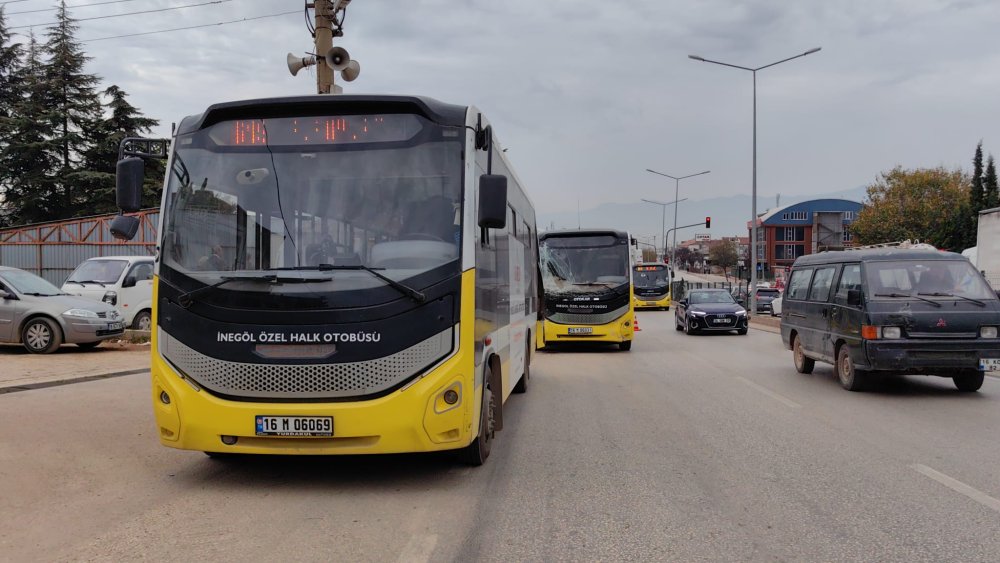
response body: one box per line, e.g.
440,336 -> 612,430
792,366 -> 991,399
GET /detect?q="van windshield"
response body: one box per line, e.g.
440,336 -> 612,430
866,260 -> 996,301
66,260 -> 128,285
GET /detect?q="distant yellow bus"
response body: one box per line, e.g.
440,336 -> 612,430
537,229 -> 635,351
633,263 -> 672,309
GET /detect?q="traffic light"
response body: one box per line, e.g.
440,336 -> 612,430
705,216 -> 711,228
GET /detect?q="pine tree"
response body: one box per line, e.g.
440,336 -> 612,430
0,31 -> 59,226
0,7 -> 23,225
985,155 -> 999,210
971,141 -> 985,212
42,0 -> 103,218
77,85 -> 161,215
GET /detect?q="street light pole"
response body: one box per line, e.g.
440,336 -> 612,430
688,47 -> 820,315
641,197 -> 688,262
645,169 -> 710,272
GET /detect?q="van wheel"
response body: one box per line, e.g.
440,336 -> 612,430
619,340 -> 632,351
792,335 -> 814,374
953,371 -> 984,392
459,380 -> 494,466
132,310 -> 152,331
22,317 -> 62,354
837,344 -> 867,391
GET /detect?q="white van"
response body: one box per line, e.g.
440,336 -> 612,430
61,256 -> 154,330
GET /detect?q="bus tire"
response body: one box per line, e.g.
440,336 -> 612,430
619,340 -> 632,351
459,379 -> 495,466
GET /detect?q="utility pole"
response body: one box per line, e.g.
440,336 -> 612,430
314,0 -> 334,94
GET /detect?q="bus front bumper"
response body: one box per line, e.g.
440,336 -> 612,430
634,293 -> 671,309
542,315 -> 634,344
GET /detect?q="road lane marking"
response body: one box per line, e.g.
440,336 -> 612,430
735,376 -> 801,409
397,534 -> 438,563
912,464 -> 1000,513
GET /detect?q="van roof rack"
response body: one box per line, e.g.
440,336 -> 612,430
845,239 -> 938,251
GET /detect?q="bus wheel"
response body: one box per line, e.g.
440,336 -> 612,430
459,380 -> 495,466
619,340 -> 632,351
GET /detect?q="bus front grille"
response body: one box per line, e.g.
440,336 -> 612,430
159,328 -> 453,400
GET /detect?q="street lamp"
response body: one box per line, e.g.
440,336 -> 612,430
688,47 -> 820,314
641,197 -> 687,263
645,169 -> 710,271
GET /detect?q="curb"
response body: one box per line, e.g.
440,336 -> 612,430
0,368 -> 148,395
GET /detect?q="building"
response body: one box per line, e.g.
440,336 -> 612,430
748,198 -> 863,276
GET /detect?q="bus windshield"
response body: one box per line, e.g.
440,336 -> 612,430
160,113 -> 463,298
540,235 -> 629,295
634,265 -> 669,289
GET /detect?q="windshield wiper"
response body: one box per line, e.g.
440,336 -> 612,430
874,292 -> 942,307
269,264 -> 426,303
66,279 -> 106,287
918,292 -> 986,307
21,292 -> 60,297
177,274 -> 278,308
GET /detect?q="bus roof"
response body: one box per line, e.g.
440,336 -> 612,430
177,94 -> 469,134
539,229 -> 630,241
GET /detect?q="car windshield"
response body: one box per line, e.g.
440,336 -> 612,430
0,270 -> 64,296
65,260 -> 128,284
540,235 -> 629,295
159,113 -> 463,298
689,291 -> 736,305
866,260 -> 996,301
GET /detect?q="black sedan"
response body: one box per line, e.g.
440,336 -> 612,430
675,289 -> 749,335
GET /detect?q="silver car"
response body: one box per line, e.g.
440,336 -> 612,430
0,266 -> 126,353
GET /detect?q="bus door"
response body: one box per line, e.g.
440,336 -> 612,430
507,207 -> 526,396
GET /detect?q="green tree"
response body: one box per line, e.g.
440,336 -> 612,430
42,1 -> 103,217
985,155 -> 999,210
708,239 -> 739,280
76,85 -> 161,215
0,31 -> 59,226
971,141 -> 985,213
851,166 -> 971,251
0,7 -> 23,224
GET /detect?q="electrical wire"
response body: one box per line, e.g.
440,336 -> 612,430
9,0 -> 231,30
82,10 -> 298,42
6,0 -> 144,16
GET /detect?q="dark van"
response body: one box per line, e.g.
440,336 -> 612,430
780,248 -> 1000,392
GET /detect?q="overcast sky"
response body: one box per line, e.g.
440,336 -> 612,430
5,0 -> 1000,218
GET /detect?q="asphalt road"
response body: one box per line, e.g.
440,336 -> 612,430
3,312 -> 1000,561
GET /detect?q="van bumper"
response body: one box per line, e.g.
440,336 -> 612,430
863,339 -> 1000,373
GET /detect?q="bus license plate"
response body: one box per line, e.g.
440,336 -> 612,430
255,416 -> 333,437
568,327 -> 593,335
980,359 -> 1000,371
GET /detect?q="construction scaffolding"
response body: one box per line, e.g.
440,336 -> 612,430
0,210 -> 158,285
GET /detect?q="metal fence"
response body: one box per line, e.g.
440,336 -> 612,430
0,210 -> 158,285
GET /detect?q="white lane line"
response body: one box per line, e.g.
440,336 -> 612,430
735,376 -> 801,409
397,534 -> 438,563
912,464 -> 1000,513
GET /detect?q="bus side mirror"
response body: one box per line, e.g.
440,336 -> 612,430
478,174 -> 507,229
847,289 -> 862,307
116,157 -> 144,213
110,215 -> 140,241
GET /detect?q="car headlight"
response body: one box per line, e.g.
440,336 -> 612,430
882,326 -> 903,339
982,326 -> 999,339
64,308 -> 99,319
690,310 -> 707,316
735,310 -> 747,316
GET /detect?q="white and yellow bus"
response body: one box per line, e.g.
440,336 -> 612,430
633,263 -> 672,309
537,229 -> 635,351
112,95 -> 537,465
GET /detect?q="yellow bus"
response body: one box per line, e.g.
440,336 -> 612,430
633,263 -> 672,310
537,229 -> 635,351
111,95 -> 537,465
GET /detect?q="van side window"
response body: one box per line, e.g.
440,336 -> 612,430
786,269 -> 812,300
808,267 -> 837,302
131,263 -> 153,281
834,264 -> 862,303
